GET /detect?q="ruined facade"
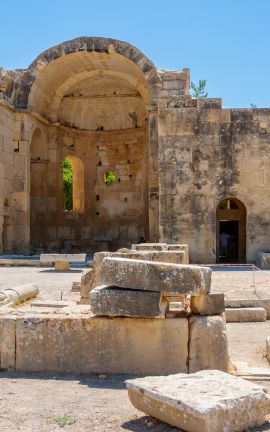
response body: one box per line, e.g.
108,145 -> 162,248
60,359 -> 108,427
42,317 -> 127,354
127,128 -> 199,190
1,36 -> 270,263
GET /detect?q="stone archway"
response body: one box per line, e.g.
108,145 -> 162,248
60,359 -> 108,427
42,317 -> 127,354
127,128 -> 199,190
23,38 -> 161,252
216,197 -> 246,263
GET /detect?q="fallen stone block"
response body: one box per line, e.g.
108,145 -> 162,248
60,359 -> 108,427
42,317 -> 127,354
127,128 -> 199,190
225,298 -> 270,319
0,283 -> 39,306
126,369 -> 270,432
190,293 -> 225,316
102,257 -> 211,295
267,337 -> 270,364
114,250 -> 188,264
90,285 -> 168,317
131,243 -> 167,251
189,314 -> 229,373
225,307 -> 267,322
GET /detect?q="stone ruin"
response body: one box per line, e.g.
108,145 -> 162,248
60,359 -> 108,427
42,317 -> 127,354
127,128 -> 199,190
1,244 -> 270,431
79,243 -> 189,304
0,243 -> 228,375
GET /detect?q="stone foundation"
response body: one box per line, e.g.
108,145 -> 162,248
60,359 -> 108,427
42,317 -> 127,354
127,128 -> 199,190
0,307 -> 228,374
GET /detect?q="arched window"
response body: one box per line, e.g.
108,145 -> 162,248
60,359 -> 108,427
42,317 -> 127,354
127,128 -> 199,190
63,156 -> 84,213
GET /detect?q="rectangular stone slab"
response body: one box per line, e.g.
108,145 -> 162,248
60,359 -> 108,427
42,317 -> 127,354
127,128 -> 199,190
40,253 -> 86,263
90,285 -> 167,317
131,243 -> 167,251
126,370 -> 270,432
101,257 -> 211,295
114,250 -> 188,264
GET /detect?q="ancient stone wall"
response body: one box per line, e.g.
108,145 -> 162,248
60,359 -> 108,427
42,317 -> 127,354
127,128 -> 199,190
158,99 -> 270,263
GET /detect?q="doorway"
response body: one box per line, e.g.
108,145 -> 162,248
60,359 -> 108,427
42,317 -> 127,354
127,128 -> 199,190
216,198 -> 246,263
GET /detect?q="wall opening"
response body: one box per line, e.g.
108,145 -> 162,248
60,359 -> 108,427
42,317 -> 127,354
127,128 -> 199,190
63,156 -> 84,214
216,198 -> 246,263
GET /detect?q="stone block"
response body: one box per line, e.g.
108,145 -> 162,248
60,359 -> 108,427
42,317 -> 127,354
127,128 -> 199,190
167,244 -> 189,253
225,307 -> 267,322
266,336 -> 270,364
40,253 -> 86,263
256,250 -> 270,269
14,314 -> 188,374
189,314 -> 229,373
0,316 -> 16,370
90,285 -> 167,317
190,293 -> 225,315
102,258 -> 211,295
126,370 -> 270,432
225,298 -> 270,319
114,250 -> 188,264
131,243 -> 167,251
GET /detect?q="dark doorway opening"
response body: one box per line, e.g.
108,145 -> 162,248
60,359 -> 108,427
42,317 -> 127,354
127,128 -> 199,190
216,197 -> 246,263
219,220 -> 239,263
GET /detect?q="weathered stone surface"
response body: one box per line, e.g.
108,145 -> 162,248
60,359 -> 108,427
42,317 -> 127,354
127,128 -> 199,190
190,293 -> 225,316
131,243 -> 167,251
114,250 -> 188,264
0,316 -> 16,370
225,307 -> 267,322
90,285 -> 167,317
80,252 -> 112,303
189,314 -> 229,373
266,336 -> 270,364
0,283 -> 39,306
126,370 -> 270,432
167,244 -> 189,253
102,257 -> 211,295
40,253 -> 86,263
225,298 -> 270,319
256,251 -> 270,269
13,314 -> 188,374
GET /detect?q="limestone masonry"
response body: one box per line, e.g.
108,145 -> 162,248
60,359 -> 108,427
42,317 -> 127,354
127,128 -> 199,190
1,36 -> 270,263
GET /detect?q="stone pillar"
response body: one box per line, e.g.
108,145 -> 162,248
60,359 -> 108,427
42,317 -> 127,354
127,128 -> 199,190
148,103 -> 159,242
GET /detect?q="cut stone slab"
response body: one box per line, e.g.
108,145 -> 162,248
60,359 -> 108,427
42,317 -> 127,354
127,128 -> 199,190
225,298 -> 270,319
114,250 -> 188,264
101,257 -> 211,295
189,314 -> 229,373
131,243 -> 167,251
225,307 -> 267,322
11,314 -> 188,374
40,253 -> 86,270
126,369 -> 270,432
40,253 -> 86,263
167,244 -> 189,253
190,293 -> 225,316
90,285 -> 168,317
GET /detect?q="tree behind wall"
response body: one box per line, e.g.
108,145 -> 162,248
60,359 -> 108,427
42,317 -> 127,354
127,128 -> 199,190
63,157 -> 73,211
191,79 -> 208,98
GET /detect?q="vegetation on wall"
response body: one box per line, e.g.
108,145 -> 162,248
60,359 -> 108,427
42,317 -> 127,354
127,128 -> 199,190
63,157 -> 73,211
103,170 -> 116,185
191,79 -> 208,98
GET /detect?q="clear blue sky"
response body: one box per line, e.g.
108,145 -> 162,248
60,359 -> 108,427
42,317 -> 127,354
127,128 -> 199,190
1,0 -> 269,107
